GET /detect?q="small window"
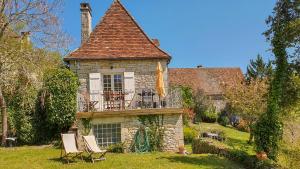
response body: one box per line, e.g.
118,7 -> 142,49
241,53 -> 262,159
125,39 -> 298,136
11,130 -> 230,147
93,123 -> 121,147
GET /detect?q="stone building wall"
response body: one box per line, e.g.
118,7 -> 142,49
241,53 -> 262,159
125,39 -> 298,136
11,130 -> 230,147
76,113 -> 184,152
68,59 -> 169,93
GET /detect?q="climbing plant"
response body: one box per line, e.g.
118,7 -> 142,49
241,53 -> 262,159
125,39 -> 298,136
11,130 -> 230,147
137,115 -> 165,152
254,0 -> 299,160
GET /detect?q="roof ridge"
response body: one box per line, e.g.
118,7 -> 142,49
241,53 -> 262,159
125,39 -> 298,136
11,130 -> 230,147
114,0 -> 171,59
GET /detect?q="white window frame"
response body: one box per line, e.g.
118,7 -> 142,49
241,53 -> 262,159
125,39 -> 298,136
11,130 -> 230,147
102,73 -> 124,92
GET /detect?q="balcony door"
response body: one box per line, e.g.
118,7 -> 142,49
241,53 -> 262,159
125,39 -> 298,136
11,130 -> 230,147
103,74 -> 124,110
103,74 -> 123,92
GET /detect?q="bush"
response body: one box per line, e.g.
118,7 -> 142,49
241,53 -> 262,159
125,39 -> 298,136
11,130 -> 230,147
218,115 -> 230,126
183,126 -> 198,144
201,108 -> 218,123
235,119 -> 250,132
192,138 -> 229,155
192,138 -> 281,169
107,143 -> 125,153
42,68 -> 79,136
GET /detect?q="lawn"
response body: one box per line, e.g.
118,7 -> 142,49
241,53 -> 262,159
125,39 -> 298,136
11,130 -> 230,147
193,122 -> 254,154
0,146 -> 244,169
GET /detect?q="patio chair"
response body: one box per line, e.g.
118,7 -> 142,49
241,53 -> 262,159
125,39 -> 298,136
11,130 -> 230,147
83,135 -> 107,163
60,133 -> 83,164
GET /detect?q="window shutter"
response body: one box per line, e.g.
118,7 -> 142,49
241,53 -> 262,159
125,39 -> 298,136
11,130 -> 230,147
124,72 -> 135,107
89,73 -> 103,110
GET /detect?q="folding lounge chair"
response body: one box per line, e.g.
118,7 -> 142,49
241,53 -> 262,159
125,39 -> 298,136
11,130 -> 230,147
60,133 -> 83,164
83,135 -> 107,163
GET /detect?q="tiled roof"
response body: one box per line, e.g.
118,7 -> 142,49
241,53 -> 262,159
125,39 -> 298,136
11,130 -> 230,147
168,68 -> 244,95
65,0 -> 170,61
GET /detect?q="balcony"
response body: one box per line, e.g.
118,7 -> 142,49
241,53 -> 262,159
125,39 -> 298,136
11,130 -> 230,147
76,88 -> 183,118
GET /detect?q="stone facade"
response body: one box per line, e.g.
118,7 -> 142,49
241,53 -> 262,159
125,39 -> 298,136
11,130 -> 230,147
69,59 -> 169,93
76,113 -> 184,152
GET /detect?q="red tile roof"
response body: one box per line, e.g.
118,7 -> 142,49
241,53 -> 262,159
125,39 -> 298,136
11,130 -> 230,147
168,68 -> 244,95
64,0 -> 170,61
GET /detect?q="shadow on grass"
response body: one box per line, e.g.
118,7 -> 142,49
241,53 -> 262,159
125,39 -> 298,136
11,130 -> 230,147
48,156 -> 91,164
158,154 -> 240,168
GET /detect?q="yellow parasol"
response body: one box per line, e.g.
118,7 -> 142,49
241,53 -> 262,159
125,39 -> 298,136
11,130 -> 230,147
156,62 -> 165,98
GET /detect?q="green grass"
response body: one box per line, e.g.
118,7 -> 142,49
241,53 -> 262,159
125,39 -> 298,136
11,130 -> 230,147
190,123 -> 255,155
0,146 -> 244,169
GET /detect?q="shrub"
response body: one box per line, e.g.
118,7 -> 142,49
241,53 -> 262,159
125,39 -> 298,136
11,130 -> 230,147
201,108 -> 218,123
235,119 -> 250,132
218,115 -> 230,126
183,126 -> 198,144
192,138 -> 229,155
43,68 -> 79,135
107,143 -> 125,153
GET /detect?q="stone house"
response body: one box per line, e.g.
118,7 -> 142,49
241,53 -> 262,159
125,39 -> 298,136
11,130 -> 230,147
64,1 -> 183,152
169,67 -> 244,112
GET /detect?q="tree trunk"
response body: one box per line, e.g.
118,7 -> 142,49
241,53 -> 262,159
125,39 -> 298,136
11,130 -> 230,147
0,87 -> 7,146
248,123 -> 254,144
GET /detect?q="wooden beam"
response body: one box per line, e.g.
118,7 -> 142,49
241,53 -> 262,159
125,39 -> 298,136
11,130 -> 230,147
76,108 -> 183,118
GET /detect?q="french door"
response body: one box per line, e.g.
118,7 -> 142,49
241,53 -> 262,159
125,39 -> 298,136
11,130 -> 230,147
103,74 -> 123,92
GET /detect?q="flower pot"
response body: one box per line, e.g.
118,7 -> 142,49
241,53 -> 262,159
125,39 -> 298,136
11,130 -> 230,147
178,146 -> 185,154
256,151 -> 268,160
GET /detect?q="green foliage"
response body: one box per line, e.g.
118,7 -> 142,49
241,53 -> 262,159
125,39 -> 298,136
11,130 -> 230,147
183,126 -> 198,144
180,86 -> 195,125
254,0 -> 299,160
81,118 -> 92,136
180,86 -> 194,108
246,54 -> 272,81
217,115 -> 230,127
192,138 -> 229,155
137,115 -> 164,151
201,107 -> 218,123
107,143 -> 125,153
254,114 -> 283,160
193,91 -> 217,123
43,68 -> 79,134
246,54 -> 273,81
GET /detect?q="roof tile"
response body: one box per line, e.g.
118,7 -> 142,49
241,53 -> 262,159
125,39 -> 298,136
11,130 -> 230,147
168,68 -> 244,95
65,1 -> 170,61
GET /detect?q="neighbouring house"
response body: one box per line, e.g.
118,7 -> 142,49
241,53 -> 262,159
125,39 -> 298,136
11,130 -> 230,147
64,1 -> 183,152
169,67 -> 244,112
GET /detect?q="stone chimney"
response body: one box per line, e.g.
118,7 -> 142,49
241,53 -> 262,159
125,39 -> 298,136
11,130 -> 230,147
152,39 -> 160,47
80,3 -> 92,44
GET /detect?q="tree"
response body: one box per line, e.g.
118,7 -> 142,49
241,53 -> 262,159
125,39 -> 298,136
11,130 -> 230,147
0,0 -> 68,145
224,78 -> 269,143
0,0 -> 70,49
43,68 -> 79,135
246,54 -> 273,81
0,37 -> 62,144
254,0 -> 299,160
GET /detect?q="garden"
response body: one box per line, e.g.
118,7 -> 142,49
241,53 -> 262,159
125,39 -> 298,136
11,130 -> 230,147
0,0 -> 299,169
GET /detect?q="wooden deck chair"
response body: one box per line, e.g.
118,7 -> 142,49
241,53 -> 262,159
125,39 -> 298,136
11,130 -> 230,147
83,135 -> 107,163
60,133 -> 83,164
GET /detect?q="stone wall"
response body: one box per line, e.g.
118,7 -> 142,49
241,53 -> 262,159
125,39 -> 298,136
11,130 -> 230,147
76,113 -> 184,152
69,59 -> 169,93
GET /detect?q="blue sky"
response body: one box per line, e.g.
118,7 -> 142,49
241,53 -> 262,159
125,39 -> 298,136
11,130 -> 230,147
61,0 -> 277,73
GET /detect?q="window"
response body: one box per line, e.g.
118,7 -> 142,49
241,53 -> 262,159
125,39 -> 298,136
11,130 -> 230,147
103,75 -> 112,91
93,123 -> 121,147
103,74 -> 123,92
